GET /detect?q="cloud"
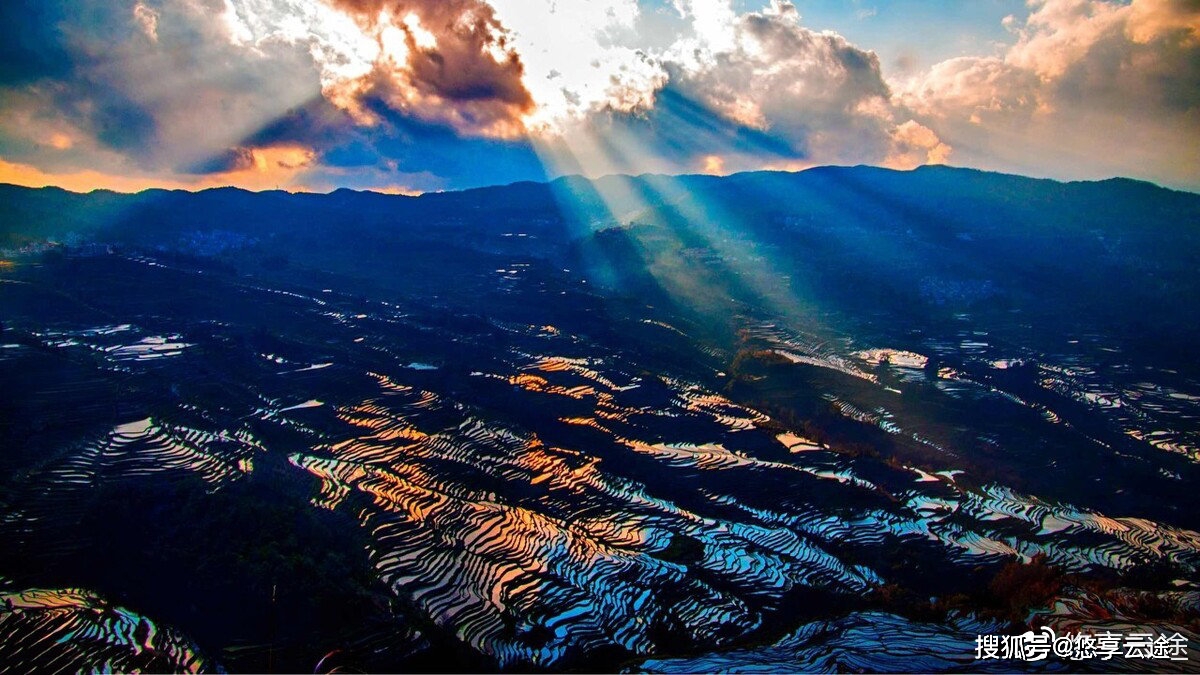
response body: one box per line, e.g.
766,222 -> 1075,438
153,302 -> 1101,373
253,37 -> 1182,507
236,95 -> 548,189
671,0 -> 739,55
0,157 -> 204,193
0,142 -> 316,192
0,0 -> 323,176
0,1 -> 542,190
133,2 -> 160,42
0,3 -> 75,84
899,56 -> 1043,123
0,0 -> 1194,192
897,0 -> 1200,187
0,0 -> 953,192
185,146 -> 259,174
329,0 -> 534,136
538,0 -> 947,178
487,0 -> 667,128
219,0 -> 536,137
213,0 -> 949,176
885,120 -> 952,169
1127,0 -> 1200,43
664,2 -> 899,163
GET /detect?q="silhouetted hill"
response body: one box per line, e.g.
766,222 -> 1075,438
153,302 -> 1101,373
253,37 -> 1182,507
4,165 -> 1196,245
3,165 -> 1199,346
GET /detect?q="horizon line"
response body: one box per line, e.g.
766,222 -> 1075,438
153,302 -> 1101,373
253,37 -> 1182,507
0,163 -> 1185,199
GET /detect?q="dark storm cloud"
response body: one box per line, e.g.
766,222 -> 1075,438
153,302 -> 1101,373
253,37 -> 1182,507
0,3 -> 74,84
80,90 -> 161,155
184,147 -> 256,175
242,98 -> 357,151
235,94 -> 545,190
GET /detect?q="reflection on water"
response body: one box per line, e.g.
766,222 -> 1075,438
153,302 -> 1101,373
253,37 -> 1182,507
277,339 -> 1199,667
0,588 -> 210,673
2,254 -> 1198,671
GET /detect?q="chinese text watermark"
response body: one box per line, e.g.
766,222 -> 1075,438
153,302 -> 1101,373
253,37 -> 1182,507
975,627 -> 1189,662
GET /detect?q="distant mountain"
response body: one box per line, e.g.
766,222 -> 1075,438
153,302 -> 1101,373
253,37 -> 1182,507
5,164 -> 1197,349
5,165 -> 1196,248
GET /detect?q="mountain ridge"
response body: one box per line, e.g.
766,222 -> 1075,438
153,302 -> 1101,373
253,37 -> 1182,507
3,163 -> 1196,200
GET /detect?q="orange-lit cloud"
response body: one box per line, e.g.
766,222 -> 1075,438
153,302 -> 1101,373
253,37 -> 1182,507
0,158 -> 205,193
230,0 -> 536,138
215,144 -> 318,189
46,133 -> 74,150
133,2 -> 160,43
884,120 -> 952,170
0,143 -> 320,193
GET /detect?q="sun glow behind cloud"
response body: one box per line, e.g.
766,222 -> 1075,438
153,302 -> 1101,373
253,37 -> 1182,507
487,0 -> 667,131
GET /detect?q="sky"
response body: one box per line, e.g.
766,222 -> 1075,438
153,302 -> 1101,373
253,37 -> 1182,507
0,0 -> 1196,194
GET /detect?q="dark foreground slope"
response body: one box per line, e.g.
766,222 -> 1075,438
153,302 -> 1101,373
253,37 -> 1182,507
1,166 -> 1199,673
